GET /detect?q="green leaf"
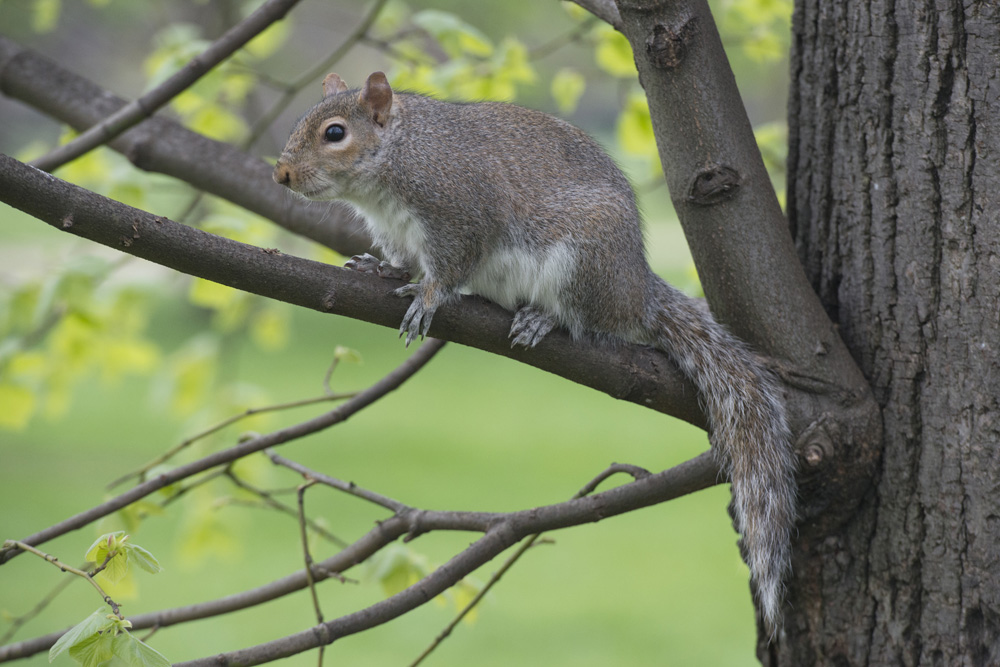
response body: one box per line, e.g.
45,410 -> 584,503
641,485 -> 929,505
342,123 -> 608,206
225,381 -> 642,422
242,21 -> 289,60
97,548 -> 131,585
250,307 -> 290,351
368,543 -> 428,597
595,26 -> 636,78
111,632 -> 171,667
31,0 -> 61,33
412,9 -> 493,58
85,532 -> 133,584
85,532 -> 123,564
0,383 -> 36,431
561,0 -> 591,21
333,346 -> 363,365
616,93 -> 656,156
49,609 -> 112,663
721,0 -> 792,63
551,68 -> 586,115
67,631 -> 115,667
127,545 -> 162,575
371,0 -> 412,38
7,283 -> 42,334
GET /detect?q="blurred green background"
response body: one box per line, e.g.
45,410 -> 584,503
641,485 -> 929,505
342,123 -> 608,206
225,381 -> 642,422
0,0 -> 791,664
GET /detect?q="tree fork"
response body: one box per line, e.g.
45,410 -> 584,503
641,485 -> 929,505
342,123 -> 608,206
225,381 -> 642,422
612,0 -> 883,647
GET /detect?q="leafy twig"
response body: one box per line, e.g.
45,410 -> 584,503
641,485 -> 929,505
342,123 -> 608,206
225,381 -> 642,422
1,542 -> 123,619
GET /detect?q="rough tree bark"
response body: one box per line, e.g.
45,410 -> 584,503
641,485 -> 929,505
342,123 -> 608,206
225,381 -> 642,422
784,0 -> 1000,664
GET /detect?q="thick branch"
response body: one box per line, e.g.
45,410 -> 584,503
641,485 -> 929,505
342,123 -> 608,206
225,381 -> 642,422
612,1 -> 882,536
612,0 -> 863,391
570,0 -> 622,29
0,154 -> 706,427
0,35 -> 370,256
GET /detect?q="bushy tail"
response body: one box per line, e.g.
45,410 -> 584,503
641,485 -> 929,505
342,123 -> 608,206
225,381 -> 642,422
648,279 -> 797,632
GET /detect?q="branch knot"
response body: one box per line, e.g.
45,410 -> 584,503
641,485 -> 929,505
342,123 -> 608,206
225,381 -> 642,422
687,165 -> 741,205
645,16 -> 698,69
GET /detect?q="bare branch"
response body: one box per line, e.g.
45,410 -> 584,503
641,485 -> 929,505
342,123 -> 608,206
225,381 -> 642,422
610,0 -> 863,395
0,335 -> 446,565
295,482 -> 326,667
267,451 -> 411,514
411,461 -> 649,666
0,35 -> 370,256
172,452 -> 719,667
30,0 -> 303,172
611,0 -> 881,546
0,451 -> 718,663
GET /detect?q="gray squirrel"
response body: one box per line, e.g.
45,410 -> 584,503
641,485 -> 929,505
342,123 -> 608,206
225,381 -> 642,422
273,71 -> 797,631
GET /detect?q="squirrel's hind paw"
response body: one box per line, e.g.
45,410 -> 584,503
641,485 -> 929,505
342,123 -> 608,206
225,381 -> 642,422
396,284 -> 435,347
510,306 -> 556,348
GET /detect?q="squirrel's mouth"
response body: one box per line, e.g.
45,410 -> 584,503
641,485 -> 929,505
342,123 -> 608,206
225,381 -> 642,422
296,185 -> 339,201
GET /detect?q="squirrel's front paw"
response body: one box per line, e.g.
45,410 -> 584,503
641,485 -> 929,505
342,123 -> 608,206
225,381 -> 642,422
395,284 -> 436,346
346,254 -> 411,281
345,253 -> 381,274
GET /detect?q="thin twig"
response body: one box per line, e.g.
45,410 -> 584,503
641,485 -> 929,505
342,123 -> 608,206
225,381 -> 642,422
246,0 -> 391,149
2,541 -> 123,619
107,389 -> 356,490
296,481 -> 325,667
267,451 -> 410,514
2,338 -> 447,566
0,576 -> 73,644
31,0 -> 303,172
224,469 -> 348,548
528,15 -> 600,59
410,463 -> 650,666
576,462 -> 651,497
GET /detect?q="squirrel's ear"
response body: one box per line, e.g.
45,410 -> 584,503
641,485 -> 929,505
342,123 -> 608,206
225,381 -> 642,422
360,71 -> 393,128
322,73 -> 348,97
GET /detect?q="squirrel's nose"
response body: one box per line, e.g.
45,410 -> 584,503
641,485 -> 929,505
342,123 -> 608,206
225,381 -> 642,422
273,162 -> 291,186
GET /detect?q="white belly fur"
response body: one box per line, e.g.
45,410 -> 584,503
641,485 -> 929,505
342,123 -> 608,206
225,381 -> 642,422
349,196 -> 429,273
465,241 -> 576,320
350,193 -> 576,323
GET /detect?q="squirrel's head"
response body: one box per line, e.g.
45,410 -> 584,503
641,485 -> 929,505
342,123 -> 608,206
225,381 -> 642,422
273,71 -> 394,200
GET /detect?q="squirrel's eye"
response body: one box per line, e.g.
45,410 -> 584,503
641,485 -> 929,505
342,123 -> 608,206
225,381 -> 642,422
324,124 -> 347,142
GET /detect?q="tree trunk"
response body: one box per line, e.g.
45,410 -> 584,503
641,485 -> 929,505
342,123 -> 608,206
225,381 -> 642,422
782,0 -> 1000,664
